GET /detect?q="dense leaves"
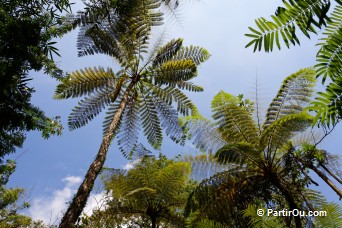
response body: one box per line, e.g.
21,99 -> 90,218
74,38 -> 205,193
81,155 -> 193,228
246,0 -> 342,128
0,0 -> 72,159
183,69 -> 339,227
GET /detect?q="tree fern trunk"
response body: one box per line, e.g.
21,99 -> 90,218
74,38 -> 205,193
59,79 -> 136,227
272,175 -> 302,228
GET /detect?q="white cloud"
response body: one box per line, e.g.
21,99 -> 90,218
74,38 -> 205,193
122,159 -> 141,170
28,176 -> 109,225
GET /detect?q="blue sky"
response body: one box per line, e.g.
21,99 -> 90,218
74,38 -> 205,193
7,0 -> 342,224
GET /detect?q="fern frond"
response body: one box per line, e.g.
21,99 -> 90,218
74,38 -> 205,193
263,68 -> 316,128
130,143 -> 154,160
155,59 -> 197,84
245,0 -> 331,52
117,95 -> 141,158
172,46 -> 211,65
185,118 -> 226,153
242,204 -> 286,228
84,25 -> 127,64
215,142 -> 260,166
165,87 -> 196,115
54,67 -> 117,99
315,4 -> 342,83
181,154 -> 226,181
140,92 -> 163,149
309,76 -> 342,127
154,98 -> 184,143
260,112 -> 313,153
102,102 -> 123,136
68,87 -> 115,130
152,38 -> 183,67
211,91 -> 259,144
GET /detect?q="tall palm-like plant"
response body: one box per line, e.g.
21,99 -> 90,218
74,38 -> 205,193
55,1 -> 209,226
184,69 -> 320,227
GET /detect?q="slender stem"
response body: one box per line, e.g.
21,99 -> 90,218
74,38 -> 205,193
59,79 -> 137,227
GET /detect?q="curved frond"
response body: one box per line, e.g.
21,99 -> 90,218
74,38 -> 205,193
185,118 -> 226,153
117,94 -> 141,158
154,99 -> 184,143
155,59 -> 197,84
263,68 -> 316,128
245,0 -> 331,52
102,102 -> 123,136
260,112 -> 313,152
151,38 -> 183,67
315,4 -> 342,83
309,76 -> 342,127
181,154 -> 226,181
172,46 -> 211,65
54,67 -> 117,99
68,87 -> 115,130
215,142 -> 260,166
140,92 -> 163,149
165,87 -> 196,115
211,91 -> 259,144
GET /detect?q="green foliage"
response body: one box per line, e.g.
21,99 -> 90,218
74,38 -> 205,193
245,0 -> 342,128
82,155 -> 193,227
0,0 -> 71,159
55,1 -> 210,158
246,0 -> 331,52
183,69 -> 322,227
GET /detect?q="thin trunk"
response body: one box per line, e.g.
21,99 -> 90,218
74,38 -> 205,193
151,216 -> 157,228
320,164 -> 342,185
59,80 -> 136,227
272,175 -> 302,228
308,164 -> 342,198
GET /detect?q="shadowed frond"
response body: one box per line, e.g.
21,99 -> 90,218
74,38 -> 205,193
180,154 -> 226,181
102,102 -> 122,136
117,95 -> 141,158
211,91 -> 259,144
165,87 -> 196,115
215,142 -> 260,166
54,67 -> 117,99
263,68 -> 316,128
154,98 -> 184,143
130,143 -> 154,160
151,38 -> 183,67
315,4 -> 342,83
140,92 -> 163,149
68,87 -> 115,130
245,0 -> 331,52
185,118 -> 226,153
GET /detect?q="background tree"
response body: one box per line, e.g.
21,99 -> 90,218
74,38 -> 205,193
0,0 -> 72,162
81,155 -> 193,228
183,69 -> 340,227
245,0 -> 342,128
54,0 -> 209,225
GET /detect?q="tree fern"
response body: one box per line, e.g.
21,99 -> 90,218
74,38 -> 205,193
182,69 -> 326,227
56,1 -> 210,225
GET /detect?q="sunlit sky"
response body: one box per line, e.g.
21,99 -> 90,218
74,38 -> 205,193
7,0 -> 342,224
